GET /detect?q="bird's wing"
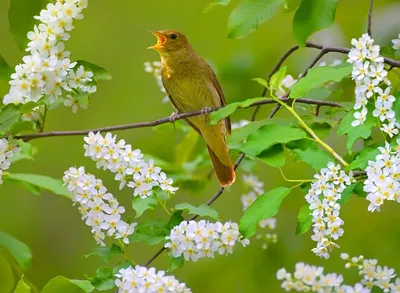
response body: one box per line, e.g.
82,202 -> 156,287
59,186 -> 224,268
208,65 -> 231,135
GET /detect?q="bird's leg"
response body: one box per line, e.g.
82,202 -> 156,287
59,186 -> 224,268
201,106 -> 212,124
169,111 -> 180,130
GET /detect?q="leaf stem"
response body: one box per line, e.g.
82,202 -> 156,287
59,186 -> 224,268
271,93 -> 349,167
155,193 -> 171,216
279,168 -> 314,183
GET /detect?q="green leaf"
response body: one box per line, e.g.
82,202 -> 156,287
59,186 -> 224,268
0,54 -> 13,80
256,144 -> 285,167
227,0 -> 285,39
131,195 -> 158,218
9,141 -> 35,163
174,129 -> 199,165
168,255 -> 184,272
14,276 -> 31,293
19,102 -> 39,114
228,119 -> 274,145
283,0 -> 301,12
306,87 -> 334,100
353,182 -> 367,198
203,0 -> 231,13
0,104 -> 21,131
290,65 -> 352,99
292,0 -> 338,45
0,253 -> 15,293
75,60 -> 111,81
165,211 -> 184,231
10,121 -> 36,136
252,77 -> 269,89
8,0 -> 50,50
210,97 -> 265,125
112,260 -> 133,275
239,187 -> 291,238
239,124 -> 307,156
337,105 -> 376,152
394,92 -> 400,120
84,244 -> 123,263
338,183 -> 357,205
5,173 -> 70,198
41,276 -> 95,293
0,231 -> 32,271
347,147 -> 380,170
175,203 -> 219,220
269,66 -> 287,90
129,220 -> 168,245
289,147 -> 332,169
89,268 -> 115,291
296,204 -> 312,235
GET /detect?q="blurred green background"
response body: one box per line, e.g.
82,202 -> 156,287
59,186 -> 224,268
1,0 -> 400,292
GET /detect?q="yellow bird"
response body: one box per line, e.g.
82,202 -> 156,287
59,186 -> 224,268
148,30 -> 235,187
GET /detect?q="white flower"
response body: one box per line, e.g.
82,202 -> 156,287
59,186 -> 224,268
165,220 -> 248,262
83,132 -> 178,198
63,166 -> 136,246
115,265 -> 192,293
144,61 -> 169,103
0,138 -> 21,184
392,34 -> 400,50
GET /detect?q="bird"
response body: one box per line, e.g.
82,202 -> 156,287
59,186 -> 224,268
148,30 -> 235,187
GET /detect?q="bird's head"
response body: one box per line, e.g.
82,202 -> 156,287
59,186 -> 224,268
148,30 -> 191,55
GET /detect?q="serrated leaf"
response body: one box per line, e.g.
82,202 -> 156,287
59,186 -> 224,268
256,144 -> 285,167
0,232 -> 32,271
292,0 -> 338,45
290,147 -> 332,169
8,0 -> 50,50
84,244 -> 123,263
132,195 -> 158,218
129,220 -> 168,245
239,124 -> 307,156
269,66 -> 287,90
75,60 -> 111,81
175,203 -> 219,220
210,97 -> 265,125
296,204 -> 312,235
5,173 -> 70,198
290,65 -> 352,99
347,147 -> 380,170
41,276 -> 95,293
203,0 -> 231,13
14,276 -> 31,293
0,54 -> 13,80
240,187 -> 291,238
168,255 -> 184,272
227,0 -> 285,39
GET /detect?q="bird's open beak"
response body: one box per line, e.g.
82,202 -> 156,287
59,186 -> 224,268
148,30 -> 166,50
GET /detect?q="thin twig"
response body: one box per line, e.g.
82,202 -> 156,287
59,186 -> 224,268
368,0 -> 374,36
16,98 -> 343,141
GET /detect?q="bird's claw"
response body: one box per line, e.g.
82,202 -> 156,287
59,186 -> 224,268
201,107 -> 212,124
169,112 -> 179,130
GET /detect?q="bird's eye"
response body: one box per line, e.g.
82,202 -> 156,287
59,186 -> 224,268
170,33 -> 178,40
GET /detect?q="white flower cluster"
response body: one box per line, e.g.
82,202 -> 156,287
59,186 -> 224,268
393,34 -> 400,51
63,166 -> 136,246
83,132 -> 178,198
364,141 -> 400,212
341,253 -> 400,292
241,174 -> 277,249
305,162 -> 354,259
115,265 -> 192,293
4,0 -> 96,114
165,220 -> 249,262
144,61 -> 169,103
348,34 -> 398,137
0,138 -> 21,184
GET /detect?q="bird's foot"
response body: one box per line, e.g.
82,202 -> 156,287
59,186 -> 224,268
201,106 -> 212,124
169,112 -> 180,130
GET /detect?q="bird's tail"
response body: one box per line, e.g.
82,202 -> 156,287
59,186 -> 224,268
206,145 -> 236,187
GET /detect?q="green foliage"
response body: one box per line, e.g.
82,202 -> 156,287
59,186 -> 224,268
84,244 -> 123,263
14,276 -> 32,293
290,65 -> 352,99
252,78 -> 269,89
168,255 -> 184,272
0,54 -> 13,80
41,276 -> 95,293
227,0 -> 284,39
89,267 -> 115,291
337,105 -> 376,152
210,97 -> 265,125
0,231 -> 32,271
132,195 -> 158,217
283,0 -> 301,12
10,121 -> 36,136
239,187 -> 291,238
175,203 -> 219,220
296,204 -> 312,235
239,124 -> 307,156
292,0 -> 338,45
75,60 -> 112,81
165,211 -> 184,231
174,129 -> 199,165
9,141 -> 35,163
269,66 -> 287,90
338,183 -> 357,205
289,146 -> 332,169
8,0 -> 50,50
256,144 -> 285,167
347,147 -> 380,170
5,173 -> 70,198
0,253 -> 15,293
203,0 -> 231,13
129,220 -> 169,245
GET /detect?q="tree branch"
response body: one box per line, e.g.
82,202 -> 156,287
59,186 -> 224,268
368,0 -> 374,36
16,98 -> 343,142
